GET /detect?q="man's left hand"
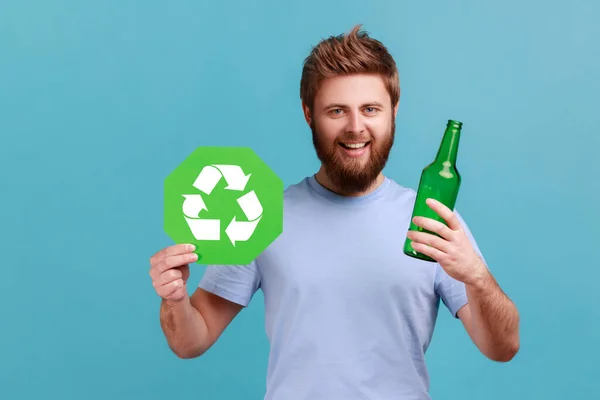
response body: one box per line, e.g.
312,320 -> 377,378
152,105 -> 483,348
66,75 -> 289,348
406,198 -> 488,285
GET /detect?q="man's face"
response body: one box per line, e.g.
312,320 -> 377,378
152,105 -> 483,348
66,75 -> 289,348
305,73 -> 397,194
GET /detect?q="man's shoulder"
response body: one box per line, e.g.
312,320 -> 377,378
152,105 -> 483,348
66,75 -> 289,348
283,176 -> 311,196
281,175 -> 314,203
384,177 -> 417,199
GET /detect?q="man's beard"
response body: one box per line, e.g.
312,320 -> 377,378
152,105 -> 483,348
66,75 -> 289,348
311,118 -> 395,194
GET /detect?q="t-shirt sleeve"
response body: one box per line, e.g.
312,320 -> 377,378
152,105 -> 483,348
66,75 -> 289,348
197,260 -> 261,307
434,210 -> 487,319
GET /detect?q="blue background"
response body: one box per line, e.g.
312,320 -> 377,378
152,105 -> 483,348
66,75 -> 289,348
1,0 -> 598,399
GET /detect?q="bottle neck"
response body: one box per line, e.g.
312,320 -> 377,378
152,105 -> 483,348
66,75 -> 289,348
434,120 -> 462,165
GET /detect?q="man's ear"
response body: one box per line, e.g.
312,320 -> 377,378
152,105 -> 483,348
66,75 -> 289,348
393,102 -> 399,118
302,102 -> 312,126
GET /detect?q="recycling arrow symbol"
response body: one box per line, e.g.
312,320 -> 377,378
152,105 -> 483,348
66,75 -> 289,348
181,164 -> 263,246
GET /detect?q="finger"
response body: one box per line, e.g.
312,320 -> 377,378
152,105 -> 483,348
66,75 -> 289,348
407,231 -> 450,253
412,216 -> 454,239
165,285 -> 187,302
149,261 -> 189,283
150,244 -> 196,267
156,252 -> 198,273
425,198 -> 462,231
158,269 -> 183,285
157,279 -> 185,299
411,241 -> 445,262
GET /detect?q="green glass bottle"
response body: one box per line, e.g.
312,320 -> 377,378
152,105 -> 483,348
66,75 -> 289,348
403,119 -> 463,262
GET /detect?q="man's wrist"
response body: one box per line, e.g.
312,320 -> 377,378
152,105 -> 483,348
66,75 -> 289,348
465,257 -> 493,292
162,295 -> 190,310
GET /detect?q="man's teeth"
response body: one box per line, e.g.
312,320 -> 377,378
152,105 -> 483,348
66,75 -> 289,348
343,142 -> 367,149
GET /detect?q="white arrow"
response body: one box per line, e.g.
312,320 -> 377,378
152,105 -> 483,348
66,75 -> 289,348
224,190 -> 263,246
192,165 -> 222,195
225,216 -> 261,246
182,194 -> 220,240
182,194 -> 207,218
236,190 -> 263,221
185,217 -> 220,241
213,165 -> 251,191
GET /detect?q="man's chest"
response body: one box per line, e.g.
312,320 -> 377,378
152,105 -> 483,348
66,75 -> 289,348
256,206 -> 438,304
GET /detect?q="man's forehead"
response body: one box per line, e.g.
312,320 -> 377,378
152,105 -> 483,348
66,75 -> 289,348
315,74 -> 389,107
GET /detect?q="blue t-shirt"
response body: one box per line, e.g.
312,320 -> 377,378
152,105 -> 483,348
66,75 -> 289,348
198,175 -> 484,400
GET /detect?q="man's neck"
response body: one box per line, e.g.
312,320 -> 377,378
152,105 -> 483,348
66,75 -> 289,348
314,167 -> 386,197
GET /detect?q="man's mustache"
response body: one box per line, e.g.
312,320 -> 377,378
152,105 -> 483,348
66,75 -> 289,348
335,134 -> 372,143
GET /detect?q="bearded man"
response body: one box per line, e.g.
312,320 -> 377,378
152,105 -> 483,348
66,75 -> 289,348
149,24 -> 520,400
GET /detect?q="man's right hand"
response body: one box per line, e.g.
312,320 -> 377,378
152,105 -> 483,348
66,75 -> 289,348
149,244 -> 198,302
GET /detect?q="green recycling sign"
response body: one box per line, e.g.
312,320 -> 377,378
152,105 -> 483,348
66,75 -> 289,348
164,146 -> 284,265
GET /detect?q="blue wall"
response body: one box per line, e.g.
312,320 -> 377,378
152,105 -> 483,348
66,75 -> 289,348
1,0 -> 598,399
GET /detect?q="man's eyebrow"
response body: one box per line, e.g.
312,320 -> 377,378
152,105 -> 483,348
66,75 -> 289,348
362,102 -> 386,108
323,102 -> 386,109
323,103 -> 347,109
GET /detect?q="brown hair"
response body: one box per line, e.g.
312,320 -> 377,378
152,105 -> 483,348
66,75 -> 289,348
300,24 -> 400,112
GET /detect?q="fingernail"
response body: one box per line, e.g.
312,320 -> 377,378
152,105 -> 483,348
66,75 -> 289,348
188,244 -> 196,251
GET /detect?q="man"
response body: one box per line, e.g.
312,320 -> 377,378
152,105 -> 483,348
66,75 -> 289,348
149,25 -> 520,399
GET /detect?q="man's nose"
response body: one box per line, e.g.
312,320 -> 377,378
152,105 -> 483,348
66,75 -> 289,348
345,111 -> 365,134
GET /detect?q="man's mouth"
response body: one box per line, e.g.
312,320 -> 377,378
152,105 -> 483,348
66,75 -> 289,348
339,141 -> 370,149
337,141 -> 371,158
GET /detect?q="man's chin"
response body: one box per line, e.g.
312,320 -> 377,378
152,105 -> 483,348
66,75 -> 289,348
325,164 -> 382,193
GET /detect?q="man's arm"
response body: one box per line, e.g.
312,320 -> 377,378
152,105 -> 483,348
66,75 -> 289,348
457,260 -> 520,362
149,244 -> 246,359
406,198 -> 520,362
160,288 -> 243,359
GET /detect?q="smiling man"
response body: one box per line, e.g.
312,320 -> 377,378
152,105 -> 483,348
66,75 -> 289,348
150,24 -> 520,400
308,71 -> 395,195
